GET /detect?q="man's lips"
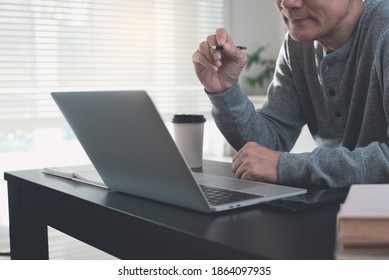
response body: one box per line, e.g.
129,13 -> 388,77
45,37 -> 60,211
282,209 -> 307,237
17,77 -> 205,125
284,16 -> 311,24
282,11 -> 310,22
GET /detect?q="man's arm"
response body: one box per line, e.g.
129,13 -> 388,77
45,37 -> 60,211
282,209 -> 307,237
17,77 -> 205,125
208,41 -> 306,153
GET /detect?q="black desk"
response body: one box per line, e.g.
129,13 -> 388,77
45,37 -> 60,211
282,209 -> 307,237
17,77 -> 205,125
4,160 -> 339,260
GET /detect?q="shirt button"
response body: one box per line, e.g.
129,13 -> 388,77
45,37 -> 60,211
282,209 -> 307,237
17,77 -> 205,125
335,111 -> 342,118
328,89 -> 336,96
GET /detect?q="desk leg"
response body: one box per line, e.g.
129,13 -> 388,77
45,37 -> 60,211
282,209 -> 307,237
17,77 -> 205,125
7,183 -> 49,260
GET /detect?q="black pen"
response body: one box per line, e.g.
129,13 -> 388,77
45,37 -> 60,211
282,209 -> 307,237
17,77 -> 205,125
210,45 -> 247,51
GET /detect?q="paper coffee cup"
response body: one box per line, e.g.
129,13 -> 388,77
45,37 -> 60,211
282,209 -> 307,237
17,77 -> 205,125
172,114 -> 206,168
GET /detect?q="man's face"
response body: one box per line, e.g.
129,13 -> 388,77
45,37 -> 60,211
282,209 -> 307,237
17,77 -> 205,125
275,0 -> 353,43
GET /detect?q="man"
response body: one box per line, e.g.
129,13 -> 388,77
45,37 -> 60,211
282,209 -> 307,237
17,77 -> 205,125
192,0 -> 389,188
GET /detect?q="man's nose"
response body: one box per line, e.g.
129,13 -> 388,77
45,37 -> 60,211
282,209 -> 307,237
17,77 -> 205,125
280,0 -> 303,9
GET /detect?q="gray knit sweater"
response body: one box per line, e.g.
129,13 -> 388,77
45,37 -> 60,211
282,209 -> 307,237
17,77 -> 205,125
208,0 -> 389,188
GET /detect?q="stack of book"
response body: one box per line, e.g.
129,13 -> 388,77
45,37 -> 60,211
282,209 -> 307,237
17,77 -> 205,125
335,184 -> 389,259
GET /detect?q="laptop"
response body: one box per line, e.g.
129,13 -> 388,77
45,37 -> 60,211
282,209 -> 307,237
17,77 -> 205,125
51,90 -> 306,213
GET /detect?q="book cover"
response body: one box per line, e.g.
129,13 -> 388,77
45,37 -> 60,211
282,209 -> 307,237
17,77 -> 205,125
335,184 -> 389,259
337,184 -> 389,239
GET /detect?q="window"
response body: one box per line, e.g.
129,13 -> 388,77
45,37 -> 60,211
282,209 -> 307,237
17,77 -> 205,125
0,0 -> 225,129
0,0 -> 227,226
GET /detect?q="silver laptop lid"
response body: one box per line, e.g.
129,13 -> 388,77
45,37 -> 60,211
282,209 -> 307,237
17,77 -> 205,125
52,90 -> 211,212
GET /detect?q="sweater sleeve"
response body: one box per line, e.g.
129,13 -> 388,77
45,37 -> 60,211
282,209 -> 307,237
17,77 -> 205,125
279,142 -> 389,188
207,40 -> 306,153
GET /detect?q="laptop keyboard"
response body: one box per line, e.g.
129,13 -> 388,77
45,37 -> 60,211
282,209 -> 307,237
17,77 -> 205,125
200,185 -> 263,206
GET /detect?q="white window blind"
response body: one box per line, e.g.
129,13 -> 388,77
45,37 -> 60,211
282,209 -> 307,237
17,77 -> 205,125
0,0 -> 225,129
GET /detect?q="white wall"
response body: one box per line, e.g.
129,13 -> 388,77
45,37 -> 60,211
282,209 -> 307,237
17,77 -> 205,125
226,0 -> 286,95
227,0 -> 284,51
225,1 -> 317,152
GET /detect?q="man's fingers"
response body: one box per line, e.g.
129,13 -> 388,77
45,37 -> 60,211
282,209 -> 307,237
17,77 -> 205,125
192,45 -> 219,72
215,28 -> 228,46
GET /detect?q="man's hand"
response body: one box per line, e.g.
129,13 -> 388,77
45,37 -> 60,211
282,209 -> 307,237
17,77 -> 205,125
232,142 -> 282,183
192,28 -> 247,94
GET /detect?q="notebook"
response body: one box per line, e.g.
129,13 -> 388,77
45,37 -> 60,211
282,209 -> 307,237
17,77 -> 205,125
51,90 -> 306,212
